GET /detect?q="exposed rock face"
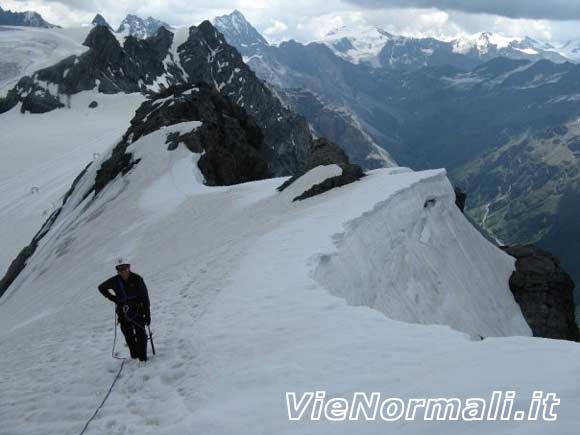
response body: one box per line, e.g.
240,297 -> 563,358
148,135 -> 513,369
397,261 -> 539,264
0,75 -> 64,114
501,244 -> 579,341
0,25 -> 179,114
278,138 -> 364,201
91,14 -> 112,30
178,21 -> 312,176
281,88 -> 395,169
92,83 -> 270,195
454,187 -> 467,212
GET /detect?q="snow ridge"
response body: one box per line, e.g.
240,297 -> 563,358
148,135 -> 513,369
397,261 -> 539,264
314,169 -> 530,337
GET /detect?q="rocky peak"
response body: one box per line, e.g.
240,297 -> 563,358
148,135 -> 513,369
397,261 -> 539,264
117,14 -> 171,39
83,23 -> 122,53
124,26 -> 173,59
178,20 -> 312,176
91,13 -> 112,30
214,9 -> 269,51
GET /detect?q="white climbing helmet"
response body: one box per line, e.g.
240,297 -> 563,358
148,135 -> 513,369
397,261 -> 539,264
115,257 -> 130,268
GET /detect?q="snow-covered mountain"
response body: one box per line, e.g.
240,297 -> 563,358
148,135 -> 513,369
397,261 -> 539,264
323,26 -> 569,69
116,14 -> 172,39
453,32 -> 568,64
2,76 -> 580,434
555,40 -> 580,62
1,11 -> 580,433
214,11 -> 396,169
321,25 -> 396,66
0,20 -> 322,271
0,5 -> 59,28
213,9 -> 268,50
0,21 -> 314,176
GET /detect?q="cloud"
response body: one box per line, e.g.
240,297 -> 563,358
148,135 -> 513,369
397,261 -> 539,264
263,19 -> 288,36
4,0 -> 580,45
343,0 -> 580,21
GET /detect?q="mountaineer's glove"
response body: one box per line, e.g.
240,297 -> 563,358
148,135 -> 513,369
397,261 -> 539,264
144,312 -> 151,326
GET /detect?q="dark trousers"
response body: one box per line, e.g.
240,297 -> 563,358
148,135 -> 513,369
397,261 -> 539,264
119,315 -> 148,361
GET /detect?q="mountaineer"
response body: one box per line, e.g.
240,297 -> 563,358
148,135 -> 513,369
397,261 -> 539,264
98,258 -> 151,362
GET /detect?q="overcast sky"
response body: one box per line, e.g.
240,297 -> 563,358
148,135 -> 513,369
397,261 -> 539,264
4,0 -> 580,44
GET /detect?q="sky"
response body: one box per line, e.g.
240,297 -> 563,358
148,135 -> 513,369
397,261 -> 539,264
3,0 -> 580,45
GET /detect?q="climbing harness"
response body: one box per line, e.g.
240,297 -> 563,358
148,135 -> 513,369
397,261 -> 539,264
119,303 -> 156,355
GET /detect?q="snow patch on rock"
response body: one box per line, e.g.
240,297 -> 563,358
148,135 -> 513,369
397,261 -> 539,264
279,164 -> 343,201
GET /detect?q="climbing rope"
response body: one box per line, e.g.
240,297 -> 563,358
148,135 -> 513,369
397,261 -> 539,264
77,308 -> 126,435
77,305 -> 155,434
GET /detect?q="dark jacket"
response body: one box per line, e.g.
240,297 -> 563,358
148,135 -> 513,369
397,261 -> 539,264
98,272 -> 151,319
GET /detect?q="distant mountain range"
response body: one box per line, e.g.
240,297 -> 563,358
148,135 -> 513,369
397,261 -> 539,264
321,26 -> 573,68
214,10 -> 580,295
91,13 -> 171,39
0,5 -> 59,28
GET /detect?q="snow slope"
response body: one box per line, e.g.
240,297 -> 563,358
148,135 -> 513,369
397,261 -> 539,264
2,122 -> 579,434
0,91 -> 144,274
313,169 -> 527,337
0,25 -> 90,95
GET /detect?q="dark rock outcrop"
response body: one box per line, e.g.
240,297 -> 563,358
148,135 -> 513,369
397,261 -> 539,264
178,21 -> 312,176
91,83 -> 270,195
454,187 -> 466,212
0,75 -> 65,114
278,138 -> 364,201
0,25 -> 180,114
501,244 -> 578,341
91,14 -> 112,30
282,88 -> 394,169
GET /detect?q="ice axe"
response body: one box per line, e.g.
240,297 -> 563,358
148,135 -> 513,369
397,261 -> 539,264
147,325 -> 156,355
